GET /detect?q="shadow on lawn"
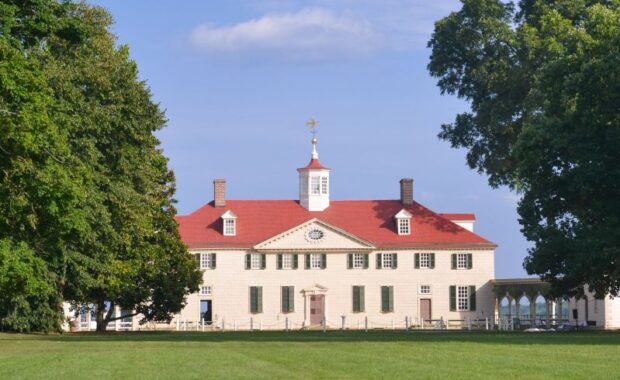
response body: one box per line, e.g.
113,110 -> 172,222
6,330 -> 620,345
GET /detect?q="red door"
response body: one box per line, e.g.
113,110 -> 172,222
420,299 -> 432,322
310,295 -> 325,325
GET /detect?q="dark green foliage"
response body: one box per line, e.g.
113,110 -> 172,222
428,0 -> 620,298
0,0 -> 201,331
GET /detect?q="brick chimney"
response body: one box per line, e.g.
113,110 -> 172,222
214,179 -> 226,207
400,178 -> 414,205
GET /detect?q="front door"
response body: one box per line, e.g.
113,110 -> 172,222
200,300 -> 213,325
420,299 -> 432,322
310,295 -> 324,325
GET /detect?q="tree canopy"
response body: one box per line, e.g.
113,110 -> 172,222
428,0 -> 620,298
0,0 -> 201,332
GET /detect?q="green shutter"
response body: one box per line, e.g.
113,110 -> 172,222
195,254 -> 201,268
211,253 -> 216,269
449,286 -> 456,311
381,286 -> 389,312
257,287 -> 263,313
388,286 -> 394,312
321,254 -> 327,269
360,286 -> 365,312
288,286 -> 294,312
469,286 -> 476,311
293,254 -> 298,269
277,254 -> 282,270
250,287 -> 257,312
352,286 -> 360,312
467,254 -> 473,269
393,253 -> 398,269
430,253 -> 435,269
261,254 -> 266,269
281,286 -> 290,312
245,254 -> 251,270
451,254 -> 457,270
305,254 -> 310,269
415,253 -> 420,269
363,254 -> 369,269
348,253 -> 353,269
376,254 -> 382,269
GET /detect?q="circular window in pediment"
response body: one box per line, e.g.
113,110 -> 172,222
307,229 -> 325,241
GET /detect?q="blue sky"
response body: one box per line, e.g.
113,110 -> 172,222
91,0 -> 531,278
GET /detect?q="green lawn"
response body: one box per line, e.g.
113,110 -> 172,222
1,330 -> 619,379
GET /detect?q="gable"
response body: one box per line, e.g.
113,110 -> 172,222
254,218 -> 375,251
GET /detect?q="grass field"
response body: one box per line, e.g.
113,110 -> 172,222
1,330 -> 619,379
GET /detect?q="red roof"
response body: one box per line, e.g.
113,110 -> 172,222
438,213 -> 476,221
298,158 -> 330,170
176,200 -> 495,250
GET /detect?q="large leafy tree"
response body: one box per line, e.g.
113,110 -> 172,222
0,0 -> 201,331
428,0 -> 620,298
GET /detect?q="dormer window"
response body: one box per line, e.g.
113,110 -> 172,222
395,209 -> 412,236
221,210 -> 237,236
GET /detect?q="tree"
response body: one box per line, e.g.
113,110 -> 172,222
0,1 -> 201,331
428,0 -> 620,298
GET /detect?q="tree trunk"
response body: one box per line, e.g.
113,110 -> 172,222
95,300 -> 107,332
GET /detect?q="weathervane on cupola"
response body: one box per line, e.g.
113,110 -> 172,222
298,118 -> 331,211
307,118 -> 319,159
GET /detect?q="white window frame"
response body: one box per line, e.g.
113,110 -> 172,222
310,177 -> 320,195
250,253 -> 262,270
282,253 -> 293,270
352,253 -> 365,269
397,218 -> 410,235
456,253 -> 468,269
419,285 -> 432,295
457,286 -> 469,311
200,253 -> 213,269
200,285 -> 212,296
223,218 -> 236,236
310,253 -> 323,269
321,176 -> 328,194
382,253 -> 394,269
419,253 -> 431,269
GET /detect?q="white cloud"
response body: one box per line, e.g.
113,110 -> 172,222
190,7 -> 385,62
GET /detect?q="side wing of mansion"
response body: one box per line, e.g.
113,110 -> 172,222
68,137 -> 620,330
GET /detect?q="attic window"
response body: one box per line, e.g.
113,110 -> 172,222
398,219 -> 410,235
395,209 -> 412,236
221,210 -> 237,236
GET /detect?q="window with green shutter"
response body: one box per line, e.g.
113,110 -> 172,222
245,254 -> 251,270
467,254 -> 473,269
210,253 -> 216,269
469,285 -> 476,311
305,254 -> 311,269
376,254 -> 382,269
277,254 -> 283,269
281,286 -> 294,313
381,286 -> 394,313
429,253 -> 435,269
321,253 -> 327,269
451,254 -> 457,269
261,254 -> 266,269
293,254 -> 299,269
250,286 -> 262,313
352,286 -> 365,312
363,253 -> 369,269
415,253 -> 420,268
449,285 -> 456,311
392,253 -> 398,269
348,253 -> 353,269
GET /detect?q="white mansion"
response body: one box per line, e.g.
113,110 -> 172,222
175,136 -> 498,329
70,136 -> 620,330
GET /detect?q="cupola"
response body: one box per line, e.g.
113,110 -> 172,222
298,119 -> 330,211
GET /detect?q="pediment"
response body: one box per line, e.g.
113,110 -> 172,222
254,218 -> 375,251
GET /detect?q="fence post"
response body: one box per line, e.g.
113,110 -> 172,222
285,317 -> 289,332
234,320 -> 237,331
323,318 -> 326,333
176,319 -> 179,331
365,316 -> 368,332
485,317 -> 489,330
341,316 -> 346,330
250,317 -> 253,332
222,318 -> 225,331
467,317 -> 471,330
392,319 -> 394,330
405,316 -> 408,330
260,320 -> 262,331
